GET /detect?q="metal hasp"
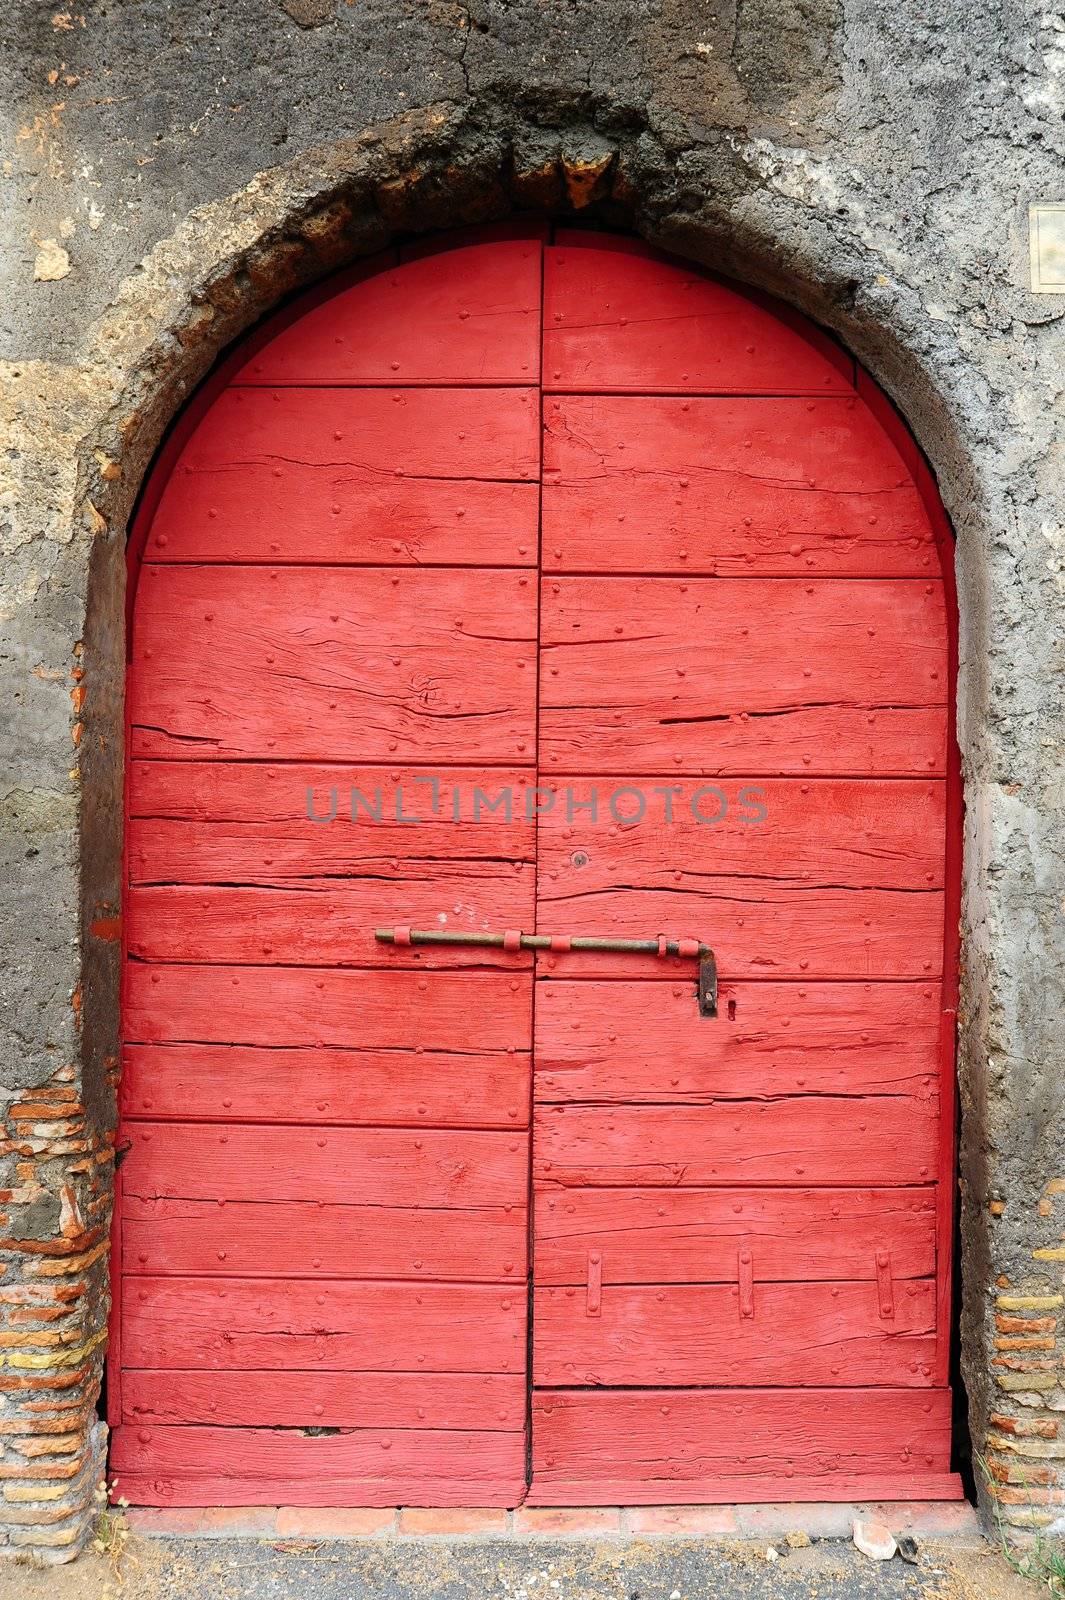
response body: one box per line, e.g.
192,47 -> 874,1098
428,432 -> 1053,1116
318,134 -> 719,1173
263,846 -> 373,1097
374,927 -> 718,1018
697,946 -> 719,1018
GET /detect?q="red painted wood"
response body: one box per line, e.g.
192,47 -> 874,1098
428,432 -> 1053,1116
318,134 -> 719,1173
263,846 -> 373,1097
111,1424 -> 526,1508
534,895 -> 943,981
124,965 -> 532,1050
540,778 -> 944,886
123,1369 -> 525,1430
123,1196 -> 527,1281
528,1389 -> 957,1503
119,260 -> 398,634
534,1187 -> 937,1285
126,870 -> 535,968
122,1278 -> 525,1372
116,231 -> 961,1510
936,1006 -> 959,1386
128,761 -> 535,860
856,363 -> 967,1391
106,1163 -> 123,1427
130,565 -> 538,763
539,577 -> 947,776
234,240 -> 542,385
127,756 -> 535,960
148,386 -> 539,565
567,780 -> 943,881
534,1279 -> 937,1387
552,231 -> 859,388
534,981 -> 941,1104
525,1475 -> 962,1506
120,1042 -> 530,1127
543,395 -> 936,575
543,243 -> 852,394
534,1099 -> 937,1188
121,1123 -> 527,1208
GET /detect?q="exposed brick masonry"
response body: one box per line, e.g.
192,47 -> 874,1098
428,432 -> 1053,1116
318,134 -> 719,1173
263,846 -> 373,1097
985,1179 -> 1065,1533
0,1066 -> 114,1557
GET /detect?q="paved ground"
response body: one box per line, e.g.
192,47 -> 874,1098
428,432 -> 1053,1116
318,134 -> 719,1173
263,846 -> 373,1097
3,1533 -> 1039,1600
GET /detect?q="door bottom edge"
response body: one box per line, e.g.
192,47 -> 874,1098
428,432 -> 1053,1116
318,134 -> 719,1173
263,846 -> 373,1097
522,1473 -> 966,1506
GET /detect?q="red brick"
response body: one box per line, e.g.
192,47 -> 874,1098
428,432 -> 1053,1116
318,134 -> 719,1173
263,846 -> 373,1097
276,1506 -> 395,1538
399,1507 -> 509,1535
125,1506 -> 278,1537
513,1507 -> 622,1535
994,1487 -> 1065,1507
997,1465 -> 1056,1486
863,1501 -> 982,1536
992,1355 -> 1058,1371
627,1506 -> 740,1536
990,1413 -> 1058,1438
995,1336 -> 1056,1351
736,1503 -> 854,1538
0,1410 -> 90,1435
0,1452 -> 88,1481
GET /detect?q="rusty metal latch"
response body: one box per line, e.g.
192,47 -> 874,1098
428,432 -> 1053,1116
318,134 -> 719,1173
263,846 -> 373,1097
374,926 -> 718,1017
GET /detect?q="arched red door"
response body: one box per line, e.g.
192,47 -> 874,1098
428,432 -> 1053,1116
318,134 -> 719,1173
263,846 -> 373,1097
111,227 -> 961,1507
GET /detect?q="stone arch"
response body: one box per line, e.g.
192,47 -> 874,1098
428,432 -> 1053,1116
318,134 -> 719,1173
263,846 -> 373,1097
9,109 -> 1022,1557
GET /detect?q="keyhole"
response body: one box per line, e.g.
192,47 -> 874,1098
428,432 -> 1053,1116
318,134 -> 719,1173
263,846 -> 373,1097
570,851 -> 588,869
727,998 -> 737,1021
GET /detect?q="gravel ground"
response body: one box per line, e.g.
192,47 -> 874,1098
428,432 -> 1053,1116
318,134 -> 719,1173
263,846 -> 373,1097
2,1534 -> 1039,1600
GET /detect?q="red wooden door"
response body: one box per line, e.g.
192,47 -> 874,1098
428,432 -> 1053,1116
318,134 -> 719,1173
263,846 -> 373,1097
112,237 -> 543,1506
111,228 -> 960,1507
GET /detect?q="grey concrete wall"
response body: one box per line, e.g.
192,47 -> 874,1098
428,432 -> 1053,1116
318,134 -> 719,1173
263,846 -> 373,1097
1,0 -> 1063,1560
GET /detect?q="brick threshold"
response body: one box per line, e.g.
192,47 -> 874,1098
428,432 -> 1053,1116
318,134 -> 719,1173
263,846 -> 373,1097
125,1501 -> 982,1542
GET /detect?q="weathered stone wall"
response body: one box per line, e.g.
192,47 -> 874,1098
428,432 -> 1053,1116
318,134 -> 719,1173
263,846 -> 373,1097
1,0 -> 1062,1562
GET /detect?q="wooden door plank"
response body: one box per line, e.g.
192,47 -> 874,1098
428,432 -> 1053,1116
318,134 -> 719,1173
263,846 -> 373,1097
130,565 -> 537,763
120,1123 -> 528,1208
526,1472 -> 962,1505
543,244 -> 852,394
120,1042 -> 530,1128
534,1099 -> 937,1187
126,868 -> 535,968
128,762 -> 535,866
123,1369 -> 525,1430
534,1186 -> 937,1285
233,241 -> 542,385
124,965 -> 532,1051
121,1278 -> 526,1372
543,395 -> 934,575
533,886 -> 943,980
539,577 -> 947,775
533,775 -> 945,983
529,1388 -> 956,1503
148,386 -> 539,565
534,981 -> 941,1103
123,1196 -> 526,1281
541,712 -> 949,782
111,1423 -> 527,1507
534,1280 -> 936,1387
538,777 -> 945,887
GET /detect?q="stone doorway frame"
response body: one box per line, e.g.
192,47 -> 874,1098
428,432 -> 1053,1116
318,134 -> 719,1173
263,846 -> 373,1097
4,106 -> 1056,1561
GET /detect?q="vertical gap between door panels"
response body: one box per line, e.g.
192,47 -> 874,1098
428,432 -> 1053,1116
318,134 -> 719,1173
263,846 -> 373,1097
520,233 -> 548,1501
